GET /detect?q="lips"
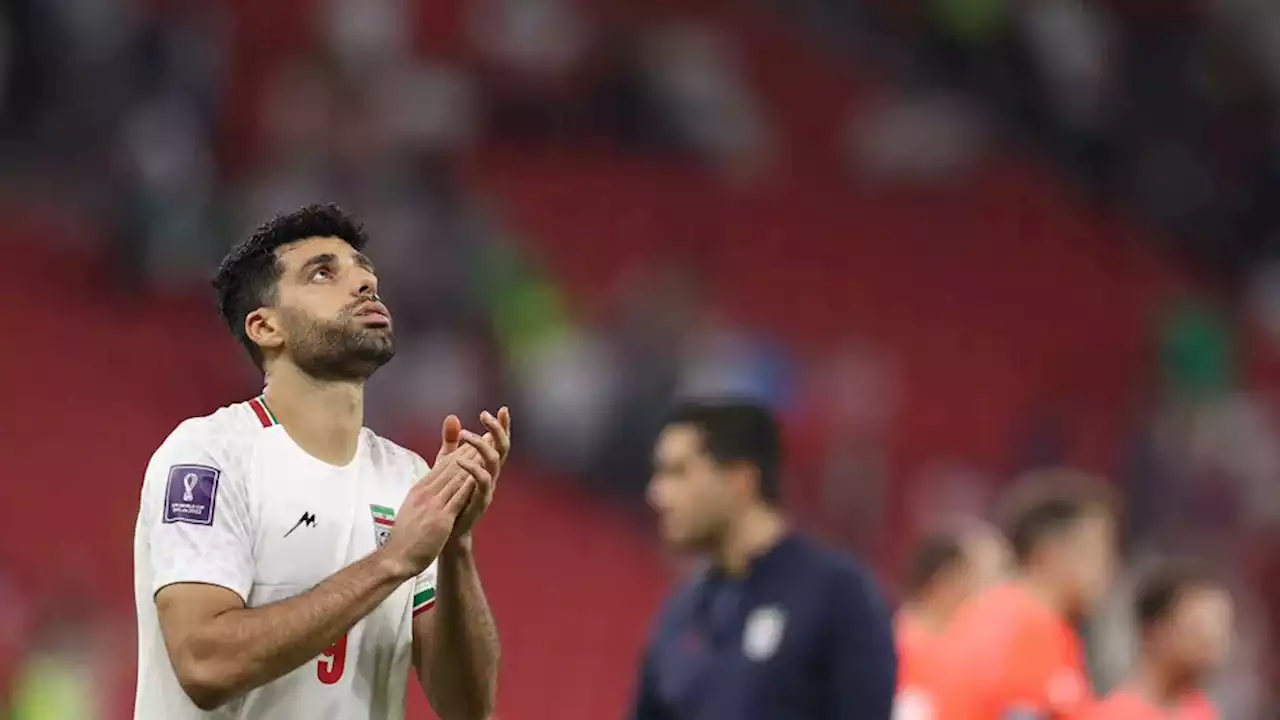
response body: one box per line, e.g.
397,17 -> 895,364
353,301 -> 392,325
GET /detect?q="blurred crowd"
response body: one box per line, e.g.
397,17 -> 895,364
2,0 -> 1280,716
792,0 -> 1280,285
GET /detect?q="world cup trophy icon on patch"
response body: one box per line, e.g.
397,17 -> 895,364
182,473 -> 199,502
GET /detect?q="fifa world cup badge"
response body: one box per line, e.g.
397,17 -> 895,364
370,504 -> 396,548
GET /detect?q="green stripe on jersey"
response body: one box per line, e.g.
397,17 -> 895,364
259,396 -> 279,424
371,504 -> 395,520
413,587 -> 436,609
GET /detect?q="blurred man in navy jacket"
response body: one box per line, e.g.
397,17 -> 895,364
630,400 -> 896,720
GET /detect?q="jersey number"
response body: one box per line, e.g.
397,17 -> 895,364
317,633 -> 348,685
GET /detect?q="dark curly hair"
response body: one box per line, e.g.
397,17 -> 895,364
212,204 -> 369,369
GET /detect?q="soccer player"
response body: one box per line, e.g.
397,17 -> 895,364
895,523 -> 1010,719
132,205 -> 508,719
1087,563 -> 1231,720
930,470 -> 1119,720
630,400 -> 896,720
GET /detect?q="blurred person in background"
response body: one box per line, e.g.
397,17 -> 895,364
132,205 -> 507,719
631,400 -> 896,720
10,599 -> 102,720
894,522 -> 1010,720
1087,562 -> 1231,720
929,469 -> 1119,720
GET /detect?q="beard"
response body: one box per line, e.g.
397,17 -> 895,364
280,305 -> 396,381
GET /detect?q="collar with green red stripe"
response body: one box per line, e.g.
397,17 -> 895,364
248,394 -> 280,428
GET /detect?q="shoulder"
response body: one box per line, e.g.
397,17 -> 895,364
645,569 -> 705,642
792,536 -> 886,607
148,401 -> 268,471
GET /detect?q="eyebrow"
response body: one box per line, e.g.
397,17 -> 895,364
352,251 -> 376,274
297,251 -> 377,276
298,253 -> 337,276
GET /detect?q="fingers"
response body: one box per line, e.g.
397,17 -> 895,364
479,407 -> 511,461
456,456 -> 493,493
444,475 -> 477,513
460,429 -> 501,474
437,414 -> 462,460
428,459 -> 469,496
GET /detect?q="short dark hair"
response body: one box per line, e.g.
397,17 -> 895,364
213,204 -> 368,368
998,468 -> 1117,566
1136,561 -> 1221,630
904,532 -> 965,599
666,400 -> 782,504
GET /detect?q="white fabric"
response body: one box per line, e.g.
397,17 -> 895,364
133,399 -> 436,719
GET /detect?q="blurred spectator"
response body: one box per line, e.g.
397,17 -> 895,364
676,312 -> 793,410
9,602 -> 105,720
323,0 -> 412,72
514,324 -> 620,473
115,94 -> 221,290
470,0 -> 595,136
846,90 -> 987,181
805,341 -> 899,551
1158,297 -> 1237,405
639,22 -> 771,177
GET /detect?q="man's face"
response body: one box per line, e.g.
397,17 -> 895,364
1056,512 -> 1117,615
961,529 -> 1012,596
1157,587 -> 1234,677
647,424 -> 733,550
257,236 -> 396,380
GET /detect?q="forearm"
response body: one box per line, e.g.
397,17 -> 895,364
420,538 -> 500,720
175,549 -> 413,709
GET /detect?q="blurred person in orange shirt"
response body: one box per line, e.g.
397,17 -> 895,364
929,470 -> 1120,720
1086,563 -> 1231,720
895,522 -> 1011,720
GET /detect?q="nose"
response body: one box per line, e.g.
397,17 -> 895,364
645,478 -> 662,510
354,269 -> 378,299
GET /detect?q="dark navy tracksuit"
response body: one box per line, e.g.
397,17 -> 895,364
629,535 -> 897,720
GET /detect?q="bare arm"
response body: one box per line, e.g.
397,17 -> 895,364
157,549 -> 416,710
157,454 -> 475,711
413,538 -> 500,720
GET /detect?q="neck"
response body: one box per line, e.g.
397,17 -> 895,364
263,364 -> 365,465
1131,655 -> 1193,709
713,505 -> 787,576
901,596 -> 956,634
1017,570 -> 1073,617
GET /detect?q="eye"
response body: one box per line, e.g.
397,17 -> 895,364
311,267 -> 334,282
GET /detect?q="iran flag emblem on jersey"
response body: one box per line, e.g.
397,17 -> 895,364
371,505 -> 395,548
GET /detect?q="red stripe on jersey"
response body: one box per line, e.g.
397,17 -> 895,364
374,517 -> 395,527
413,600 -> 436,617
249,398 -> 272,428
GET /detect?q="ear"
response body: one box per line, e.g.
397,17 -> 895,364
245,308 -> 284,354
723,460 -> 762,503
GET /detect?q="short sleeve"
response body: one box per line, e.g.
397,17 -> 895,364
412,562 -> 438,616
408,452 -> 437,616
141,422 -> 254,603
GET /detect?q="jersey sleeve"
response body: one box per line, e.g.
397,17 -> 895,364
141,421 -> 254,603
412,562 -> 438,616
409,452 -> 437,616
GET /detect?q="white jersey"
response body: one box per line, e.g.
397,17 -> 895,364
132,396 -> 436,720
